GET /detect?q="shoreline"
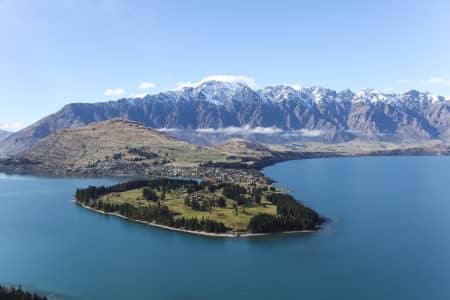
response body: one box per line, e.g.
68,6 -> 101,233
1,143 -> 449,177
0,153 -> 446,179
75,201 -> 316,238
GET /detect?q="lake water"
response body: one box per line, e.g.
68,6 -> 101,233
1,156 -> 450,300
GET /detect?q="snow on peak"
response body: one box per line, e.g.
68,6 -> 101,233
259,85 -> 313,106
174,80 -> 255,105
177,75 -> 256,89
399,90 -> 446,106
138,81 -> 448,107
353,89 -> 400,106
308,86 -> 336,103
429,93 -> 445,103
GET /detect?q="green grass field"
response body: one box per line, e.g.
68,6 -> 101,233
99,187 -> 277,231
173,149 -> 236,164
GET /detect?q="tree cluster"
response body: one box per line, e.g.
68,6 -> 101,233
142,188 -> 158,202
0,285 -> 47,300
222,183 -> 247,205
251,188 -> 263,204
172,217 -> 226,233
184,195 -> 224,212
86,199 -> 227,234
199,161 -> 252,169
127,148 -> 158,159
75,178 -> 202,204
94,201 -> 173,225
247,193 -> 321,233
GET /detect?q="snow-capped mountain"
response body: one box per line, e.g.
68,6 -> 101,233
0,81 -> 449,157
172,80 -> 259,105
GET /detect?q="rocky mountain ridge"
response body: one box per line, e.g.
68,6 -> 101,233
0,81 -> 449,157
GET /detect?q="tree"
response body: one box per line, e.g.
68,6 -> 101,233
247,213 -> 281,233
217,197 -> 226,208
252,188 -> 262,205
191,198 -> 201,210
184,196 -> 191,206
161,185 -> 166,201
0,285 -> 48,300
143,188 -> 158,202
233,202 -> 238,216
208,200 -> 213,214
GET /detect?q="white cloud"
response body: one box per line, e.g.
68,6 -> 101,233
195,125 -> 282,135
177,75 -> 256,89
104,88 -> 125,97
157,126 -> 325,137
156,128 -> 179,132
0,122 -> 25,132
177,81 -> 196,89
139,82 -> 156,89
421,77 -> 450,87
159,126 -> 282,135
292,129 -> 323,137
132,93 -> 148,98
288,84 -> 303,90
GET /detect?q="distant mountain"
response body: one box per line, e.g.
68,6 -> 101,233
0,81 -> 449,157
0,129 -> 11,141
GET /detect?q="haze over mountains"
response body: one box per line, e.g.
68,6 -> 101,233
0,80 -> 449,157
0,130 -> 11,141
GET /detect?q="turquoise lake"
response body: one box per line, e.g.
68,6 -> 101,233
1,156 -> 450,300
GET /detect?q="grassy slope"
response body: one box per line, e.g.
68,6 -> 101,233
24,119 -> 232,169
99,187 -> 277,230
173,149 -> 237,165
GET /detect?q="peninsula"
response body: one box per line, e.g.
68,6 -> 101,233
75,178 -> 323,236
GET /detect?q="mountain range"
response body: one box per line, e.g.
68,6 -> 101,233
0,80 -> 449,157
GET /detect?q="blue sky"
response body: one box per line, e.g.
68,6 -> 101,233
1,0 -> 450,130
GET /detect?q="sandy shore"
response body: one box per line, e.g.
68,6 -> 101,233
75,201 -> 316,238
